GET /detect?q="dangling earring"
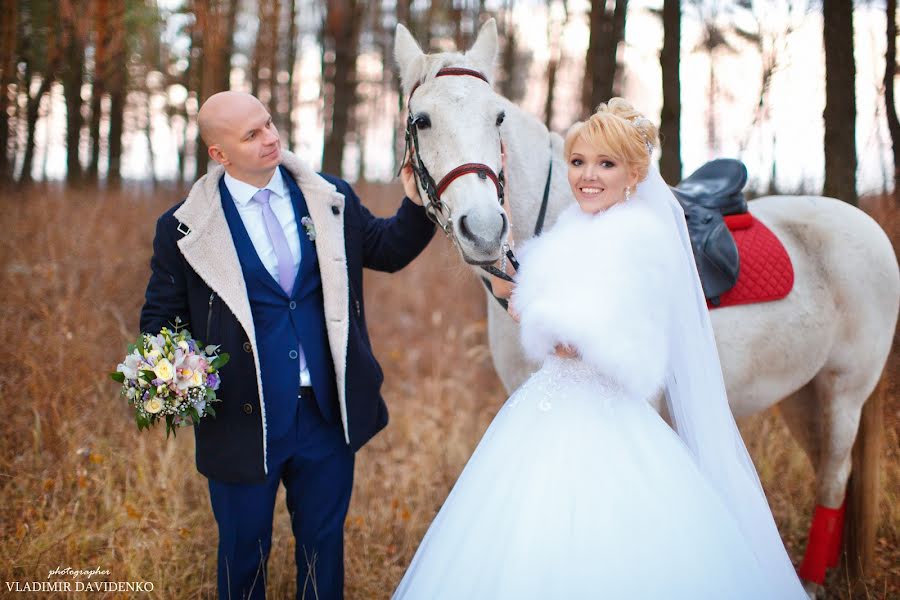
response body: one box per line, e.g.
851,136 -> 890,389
624,186 -> 631,201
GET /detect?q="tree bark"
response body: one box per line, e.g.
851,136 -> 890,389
822,0 -> 858,205
285,0 -> 298,151
0,0 -> 18,184
499,4 -> 521,102
321,0 -> 362,177
582,0 -> 628,117
21,2 -> 62,184
221,0 -> 238,91
20,75 -> 55,184
885,0 -> 899,199
544,52 -> 558,129
251,0 -> 279,102
87,0 -> 109,182
544,0 -> 566,130
106,0 -> 126,184
659,0 -> 682,184
61,0 -> 86,184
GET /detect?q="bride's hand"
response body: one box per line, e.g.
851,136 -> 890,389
554,344 -> 578,359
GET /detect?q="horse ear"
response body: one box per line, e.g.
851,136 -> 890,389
395,23 -> 426,95
466,18 -> 498,82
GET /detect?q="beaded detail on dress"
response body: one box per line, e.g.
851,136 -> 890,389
506,355 -> 624,412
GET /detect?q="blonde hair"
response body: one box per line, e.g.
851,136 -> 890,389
564,98 -> 660,183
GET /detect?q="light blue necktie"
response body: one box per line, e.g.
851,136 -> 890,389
251,188 -> 295,295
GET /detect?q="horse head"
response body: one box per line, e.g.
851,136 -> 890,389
395,19 -> 509,266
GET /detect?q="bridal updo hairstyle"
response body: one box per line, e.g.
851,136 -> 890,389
564,98 -> 660,183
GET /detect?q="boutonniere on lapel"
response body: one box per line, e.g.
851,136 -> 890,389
300,216 -> 316,242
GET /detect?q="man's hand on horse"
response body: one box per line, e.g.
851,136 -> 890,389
400,161 -> 424,206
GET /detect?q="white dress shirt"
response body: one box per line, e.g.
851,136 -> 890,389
224,169 -> 311,387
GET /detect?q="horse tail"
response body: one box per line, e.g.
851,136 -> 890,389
844,373 -> 885,580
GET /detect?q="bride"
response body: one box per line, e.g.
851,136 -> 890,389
393,99 -> 807,599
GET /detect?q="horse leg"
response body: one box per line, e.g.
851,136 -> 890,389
779,383 -> 829,598
778,382 -> 822,470
796,371 -> 868,592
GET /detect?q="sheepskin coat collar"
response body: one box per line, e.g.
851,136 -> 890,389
172,150 -> 353,447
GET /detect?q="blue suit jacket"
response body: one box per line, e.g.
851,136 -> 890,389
139,152 -> 435,483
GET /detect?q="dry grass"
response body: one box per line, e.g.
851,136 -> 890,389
0,182 -> 896,599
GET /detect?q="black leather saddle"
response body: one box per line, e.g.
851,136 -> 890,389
670,159 -> 749,304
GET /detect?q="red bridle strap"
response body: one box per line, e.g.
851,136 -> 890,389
408,67 -> 489,99
436,162 -> 503,198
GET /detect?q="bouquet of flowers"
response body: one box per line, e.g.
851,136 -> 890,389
111,320 -> 229,436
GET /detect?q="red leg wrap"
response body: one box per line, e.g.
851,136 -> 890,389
798,504 -> 843,584
826,501 -> 846,568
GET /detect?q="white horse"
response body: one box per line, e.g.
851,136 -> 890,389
394,19 -> 899,598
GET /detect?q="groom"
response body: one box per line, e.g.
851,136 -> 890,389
139,91 -> 434,599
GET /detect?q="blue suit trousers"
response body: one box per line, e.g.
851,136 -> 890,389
207,389 -> 352,600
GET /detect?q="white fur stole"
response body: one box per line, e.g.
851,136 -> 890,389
511,199 -> 679,401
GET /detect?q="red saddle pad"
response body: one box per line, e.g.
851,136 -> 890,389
707,212 -> 794,309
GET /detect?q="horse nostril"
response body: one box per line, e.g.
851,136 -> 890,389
459,215 -> 474,241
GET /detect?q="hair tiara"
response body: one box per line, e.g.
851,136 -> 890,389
628,115 -> 654,156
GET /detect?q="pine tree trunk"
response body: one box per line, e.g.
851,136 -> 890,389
285,0 -> 298,150
267,0 -> 280,106
885,0 -> 899,199
251,0 -> 277,99
659,0 -> 682,184
544,54 -> 558,129
499,7 -> 520,102
583,0 -> 628,117
87,0 -> 109,182
190,0 -> 206,176
822,0 -> 858,205
543,2 -> 569,131
322,0 -> 362,177
106,1 -> 126,184
61,0 -> 85,184
197,0 -> 235,170
221,0 -> 238,91
21,3 -> 61,184
0,0 -> 18,184
20,75 -> 55,184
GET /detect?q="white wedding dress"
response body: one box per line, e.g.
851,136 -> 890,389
394,174 -> 807,599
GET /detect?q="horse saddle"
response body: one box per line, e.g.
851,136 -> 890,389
671,159 -> 749,304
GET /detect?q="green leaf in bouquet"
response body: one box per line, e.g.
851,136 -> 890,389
187,406 -> 201,423
165,416 -> 176,438
135,411 -> 151,431
206,405 -> 217,418
210,353 -> 230,370
110,371 -> 126,383
205,388 -> 216,401
139,370 -> 156,383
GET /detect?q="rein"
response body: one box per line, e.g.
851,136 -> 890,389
480,143 -> 553,311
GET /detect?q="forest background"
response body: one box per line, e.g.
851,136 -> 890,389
1,0 -> 898,598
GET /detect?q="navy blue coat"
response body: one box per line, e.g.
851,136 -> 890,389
140,155 -> 434,483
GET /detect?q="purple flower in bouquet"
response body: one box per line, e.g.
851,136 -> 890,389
206,373 -> 221,390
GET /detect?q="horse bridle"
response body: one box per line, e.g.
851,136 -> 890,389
399,67 -> 518,283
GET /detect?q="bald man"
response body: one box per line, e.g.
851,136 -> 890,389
140,92 -> 434,599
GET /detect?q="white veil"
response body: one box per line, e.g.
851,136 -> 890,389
637,166 -> 806,598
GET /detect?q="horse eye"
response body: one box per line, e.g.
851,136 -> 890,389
496,111 -> 505,127
414,114 -> 431,129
